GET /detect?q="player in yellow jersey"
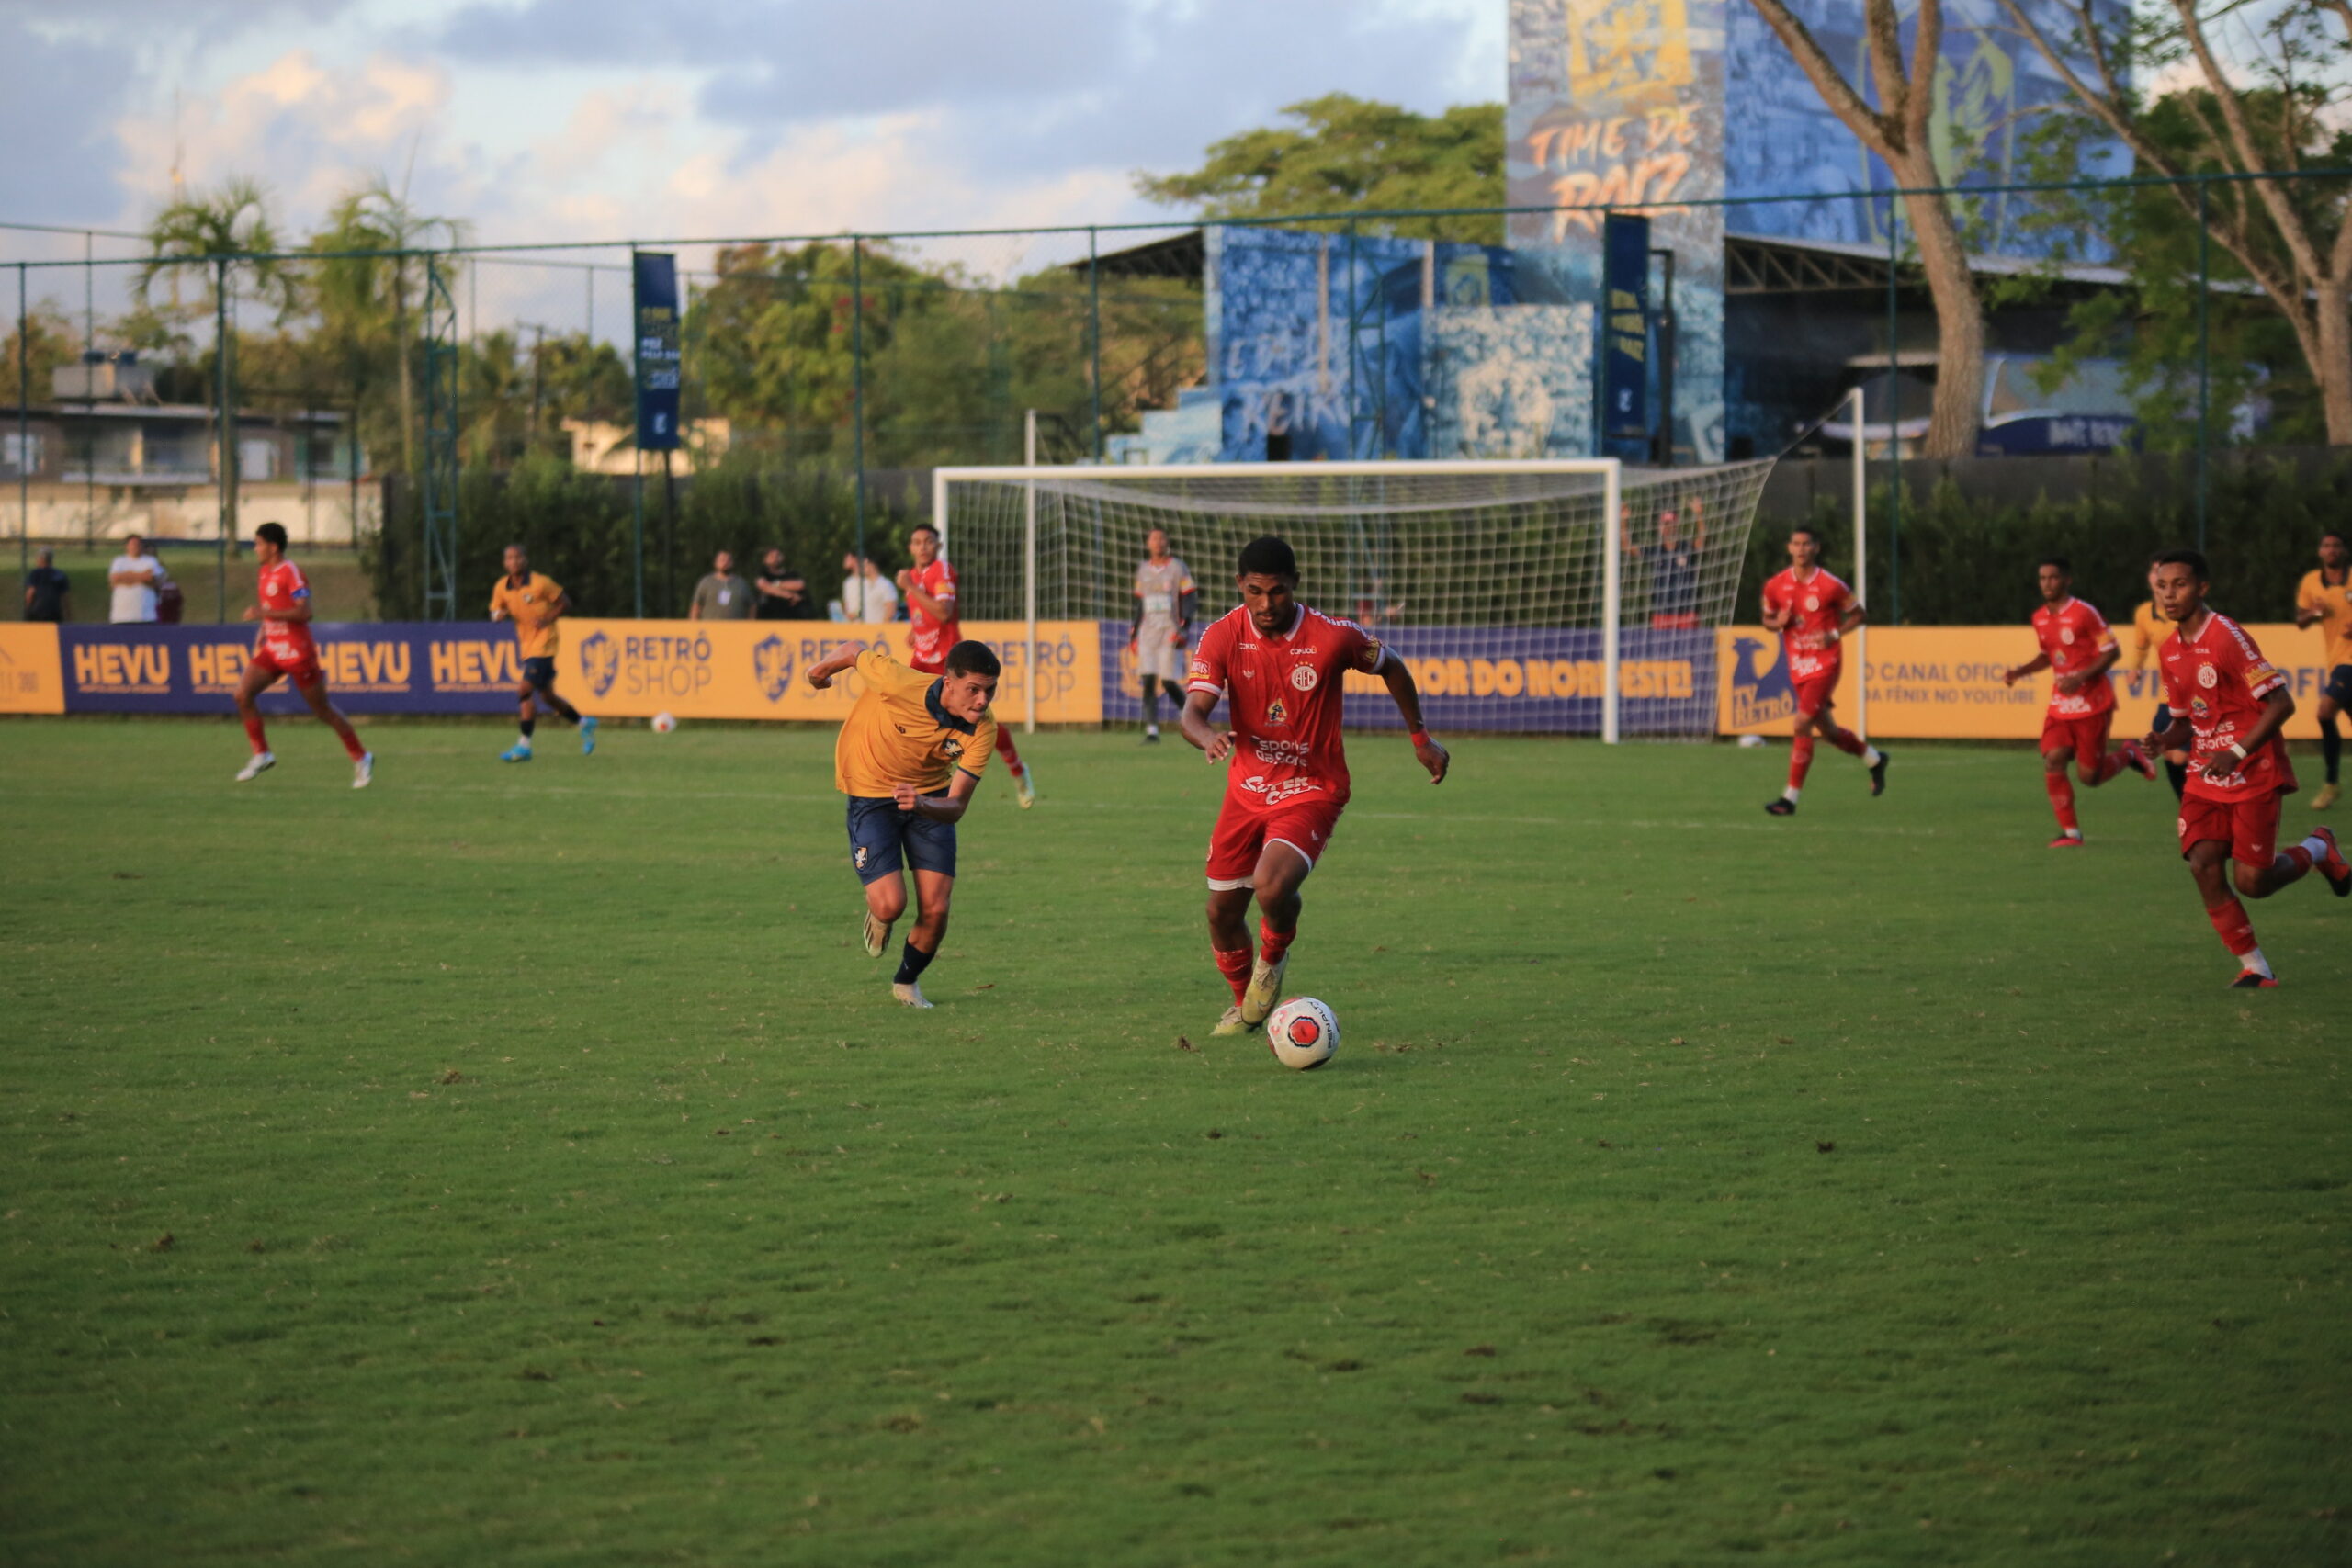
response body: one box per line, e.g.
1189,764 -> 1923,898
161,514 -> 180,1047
805,637 -> 1001,1008
2130,593 -> 2188,799
490,544 -> 596,761
2294,530 -> 2352,808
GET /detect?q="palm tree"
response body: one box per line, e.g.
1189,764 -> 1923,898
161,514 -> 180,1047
311,175 -> 469,479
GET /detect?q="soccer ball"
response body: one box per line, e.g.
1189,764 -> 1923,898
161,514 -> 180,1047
1265,997 -> 1339,1071
650,712 -> 677,734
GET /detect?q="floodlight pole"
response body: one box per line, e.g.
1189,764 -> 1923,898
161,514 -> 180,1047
17,264 -> 27,590
1850,383 -> 1868,740
1023,409 -> 1038,735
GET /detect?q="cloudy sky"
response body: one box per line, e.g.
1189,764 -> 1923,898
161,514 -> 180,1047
1,0 -> 1502,260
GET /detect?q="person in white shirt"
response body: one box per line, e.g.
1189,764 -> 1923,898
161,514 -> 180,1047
838,553 -> 899,623
108,536 -> 161,624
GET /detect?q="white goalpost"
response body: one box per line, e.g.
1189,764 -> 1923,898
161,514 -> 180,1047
934,457 -> 1777,742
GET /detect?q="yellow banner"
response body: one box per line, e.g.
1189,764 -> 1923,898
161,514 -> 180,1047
1719,622 -> 2335,739
0,625 -> 65,714
556,619 -> 1103,724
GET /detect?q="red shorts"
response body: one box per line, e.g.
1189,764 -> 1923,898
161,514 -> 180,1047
2178,789 -> 2284,870
1205,791 -> 1344,889
1791,672 -> 1839,716
251,648 -> 322,687
2041,708 -> 2113,761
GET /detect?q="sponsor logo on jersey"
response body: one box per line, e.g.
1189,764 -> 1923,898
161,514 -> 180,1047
752,635 -> 795,702
1361,637 -> 1383,669
1252,737 -> 1311,767
1289,664 -> 1318,692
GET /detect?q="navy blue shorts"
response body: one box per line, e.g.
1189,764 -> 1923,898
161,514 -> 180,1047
846,795 -> 957,886
2326,664 -> 2352,705
2153,702 -> 2172,733
523,656 -> 558,689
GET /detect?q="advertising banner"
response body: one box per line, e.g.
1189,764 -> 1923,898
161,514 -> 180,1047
557,619 -> 1102,724
56,624 -> 522,715
1102,623 -> 1716,736
1717,622 -> 2338,739
0,624 -> 66,714
1600,213 -> 1650,444
632,252 -> 682,452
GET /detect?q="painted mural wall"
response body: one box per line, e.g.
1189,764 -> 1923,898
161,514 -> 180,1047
1724,0 -> 2132,252
1204,226 -> 1592,461
1507,0 -> 1729,463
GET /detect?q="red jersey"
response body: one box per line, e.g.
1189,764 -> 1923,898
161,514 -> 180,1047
2030,596 -> 2118,718
1187,604 -> 1389,811
255,559 -> 316,661
907,558 -> 959,673
1761,567 -> 1852,685
2159,612 -> 2297,802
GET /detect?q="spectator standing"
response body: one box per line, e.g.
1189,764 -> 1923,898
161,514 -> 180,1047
22,547 -> 69,623
153,552 -> 185,624
689,550 -> 753,621
839,552 -> 899,623
755,548 -> 820,620
108,535 -> 161,624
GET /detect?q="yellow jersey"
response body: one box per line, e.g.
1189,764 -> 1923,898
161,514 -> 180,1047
833,649 -> 997,797
2130,600 -> 2170,668
2296,568 -> 2352,669
491,572 -> 566,660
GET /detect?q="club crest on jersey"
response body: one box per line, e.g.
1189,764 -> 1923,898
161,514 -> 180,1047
1289,664 -> 1318,692
1804,593 -> 1821,612
2198,664 -> 2219,688
942,736 -> 964,759
1263,698 -> 1287,727
2060,626 -> 2075,645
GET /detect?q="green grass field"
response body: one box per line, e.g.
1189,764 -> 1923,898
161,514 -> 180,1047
3,721 -> 2346,1566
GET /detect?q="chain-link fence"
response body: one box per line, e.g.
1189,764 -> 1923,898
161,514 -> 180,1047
8,171 -> 2350,625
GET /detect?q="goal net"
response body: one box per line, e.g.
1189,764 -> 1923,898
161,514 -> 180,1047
934,458 -> 1776,740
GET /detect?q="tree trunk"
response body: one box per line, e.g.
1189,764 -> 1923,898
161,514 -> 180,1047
1896,152 -> 1986,459
2316,283 -> 2352,446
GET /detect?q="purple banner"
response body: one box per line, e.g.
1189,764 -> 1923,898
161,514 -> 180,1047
1096,621 -> 1715,735
59,624 -> 527,715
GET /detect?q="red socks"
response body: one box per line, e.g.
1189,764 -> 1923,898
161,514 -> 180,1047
2205,897 -> 2259,957
1787,733 -> 1816,791
996,729 -> 1024,775
1258,920 -> 1295,966
243,714 -> 268,755
1213,948 -> 1252,1003
2278,846 -> 2315,875
336,725 -> 367,761
2086,751 -> 2125,786
1824,723 -> 1868,758
2045,772 -> 2079,833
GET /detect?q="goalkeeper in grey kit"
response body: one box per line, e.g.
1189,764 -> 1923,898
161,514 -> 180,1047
1130,527 -> 1197,743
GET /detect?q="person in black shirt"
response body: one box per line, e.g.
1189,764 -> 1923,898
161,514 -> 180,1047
754,547 -> 820,620
1637,502 -> 1706,628
23,547 -> 69,623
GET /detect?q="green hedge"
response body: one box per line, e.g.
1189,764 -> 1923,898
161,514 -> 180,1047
1741,451 -> 2352,626
368,457 -> 927,620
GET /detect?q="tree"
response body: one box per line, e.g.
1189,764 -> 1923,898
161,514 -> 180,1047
2001,0 -> 2352,443
1,300 -> 79,403
1135,94 -> 1505,243
310,175 -> 469,478
1745,0 -> 1989,458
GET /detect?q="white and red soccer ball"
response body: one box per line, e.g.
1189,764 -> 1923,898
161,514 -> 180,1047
1266,997 -> 1339,1070
650,712 -> 678,734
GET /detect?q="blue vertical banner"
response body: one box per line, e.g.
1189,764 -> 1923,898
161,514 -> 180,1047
1600,214 -> 1650,445
633,251 -> 682,451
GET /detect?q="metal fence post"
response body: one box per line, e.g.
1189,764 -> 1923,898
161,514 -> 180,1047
17,264 -> 28,591
2197,176 -> 2211,552
852,236 -> 866,618
216,256 -> 233,623
1087,227 -> 1102,461
1885,194 -> 1901,625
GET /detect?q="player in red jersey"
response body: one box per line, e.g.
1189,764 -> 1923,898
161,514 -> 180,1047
900,522 -> 1034,807
1759,525 -> 1887,814
2000,557 -> 2156,846
1181,536 -> 1449,1037
2143,549 -> 2348,987
232,523 -> 371,788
